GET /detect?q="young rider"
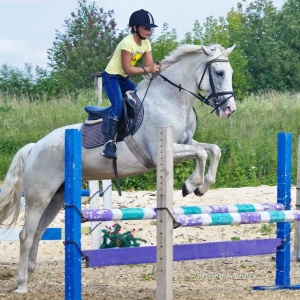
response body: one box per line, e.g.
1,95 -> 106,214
101,9 -> 161,159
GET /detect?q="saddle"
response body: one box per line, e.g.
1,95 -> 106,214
82,91 -> 144,148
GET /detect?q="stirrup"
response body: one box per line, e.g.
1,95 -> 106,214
101,140 -> 117,159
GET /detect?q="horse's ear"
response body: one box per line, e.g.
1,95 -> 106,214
225,45 -> 236,56
201,45 -> 217,56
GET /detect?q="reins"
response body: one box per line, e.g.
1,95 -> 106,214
157,73 -> 210,106
141,58 -> 235,114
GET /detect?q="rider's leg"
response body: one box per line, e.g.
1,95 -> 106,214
101,116 -> 120,159
102,73 -> 137,159
120,76 -> 136,95
102,72 -> 122,159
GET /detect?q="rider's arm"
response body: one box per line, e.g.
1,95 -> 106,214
121,50 -> 160,75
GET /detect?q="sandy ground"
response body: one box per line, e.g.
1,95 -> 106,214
1,186 -> 300,299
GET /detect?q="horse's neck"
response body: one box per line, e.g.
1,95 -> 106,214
146,59 -> 197,100
162,59 -> 195,86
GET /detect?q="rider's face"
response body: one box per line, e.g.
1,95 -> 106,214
137,26 -> 152,39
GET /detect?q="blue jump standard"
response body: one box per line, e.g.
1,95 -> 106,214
253,132 -> 300,290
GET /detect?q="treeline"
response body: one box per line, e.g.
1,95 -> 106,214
0,0 -> 299,101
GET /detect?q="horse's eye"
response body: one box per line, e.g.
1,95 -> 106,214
216,71 -> 224,77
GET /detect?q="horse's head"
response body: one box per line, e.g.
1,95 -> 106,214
197,44 -> 236,118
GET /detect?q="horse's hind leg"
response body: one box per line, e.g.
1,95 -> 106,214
15,186 -> 63,293
14,187 -> 64,293
14,202 -> 47,293
27,186 -> 64,280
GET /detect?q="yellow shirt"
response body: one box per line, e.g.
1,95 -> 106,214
105,34 -> 152,77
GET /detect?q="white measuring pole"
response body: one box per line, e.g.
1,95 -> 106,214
102,179 -> 113,228
89,181 -> 102,249
156,126 -> 174,300
89,180 -> 113,249
89,73 -> 112,249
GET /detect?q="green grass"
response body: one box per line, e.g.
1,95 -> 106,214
0,90 -> 299,190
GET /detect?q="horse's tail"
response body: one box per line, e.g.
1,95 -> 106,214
0,143 -> 36,226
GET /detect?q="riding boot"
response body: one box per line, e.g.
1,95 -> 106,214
101,117 -> 119,159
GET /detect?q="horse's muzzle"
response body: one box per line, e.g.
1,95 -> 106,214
218,97 -> 236,118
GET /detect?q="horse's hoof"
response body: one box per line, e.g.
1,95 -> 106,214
182,183 -> 189,197
12,286 -> 28,293
13,288 -> 28,294
194,187 -> 204,197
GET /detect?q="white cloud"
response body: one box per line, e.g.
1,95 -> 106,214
0,39 -> 31,55
22,50 -> 48,67
0,39 -> 49,68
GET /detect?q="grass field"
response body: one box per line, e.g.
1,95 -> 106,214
0,91 -> 299,189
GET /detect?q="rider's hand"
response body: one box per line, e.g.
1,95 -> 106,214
148,63 -> 160,74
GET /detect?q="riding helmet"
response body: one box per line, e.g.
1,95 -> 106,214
129,9 -> 158,28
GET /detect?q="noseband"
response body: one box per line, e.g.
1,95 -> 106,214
197,59 -> 235,113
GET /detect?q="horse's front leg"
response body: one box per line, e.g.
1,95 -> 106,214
191,140 -> 221,196
173,143 -> 208,197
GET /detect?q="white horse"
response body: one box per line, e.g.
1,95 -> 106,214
0,44 -> 236,293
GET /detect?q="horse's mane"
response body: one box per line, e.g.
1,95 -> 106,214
160,44 -> 225,71
137,44 -> 225,89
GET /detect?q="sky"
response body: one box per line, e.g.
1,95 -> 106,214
0,0 -> 285,69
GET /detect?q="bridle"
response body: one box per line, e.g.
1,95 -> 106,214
197,59 -> 235,113
155,58 -> 235,113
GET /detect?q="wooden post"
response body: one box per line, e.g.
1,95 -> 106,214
156,126 -> 173,300
294,135 -> 300,261
97,76 -> 103,104
91,71 -> 103,104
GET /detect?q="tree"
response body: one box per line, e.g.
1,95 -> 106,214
181,20 -> 204,45
226,9 -> 251,97
180,14 -> 249,99
270,0 -> 300,91
235,0 -> 282,91
0,64 -> 34,99
151,23 -> 179,62
48,0 -> 126,91
0,64 -> 64,100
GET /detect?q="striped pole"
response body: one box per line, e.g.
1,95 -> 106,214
82,203 -> 285,222
174,210 -> 300,226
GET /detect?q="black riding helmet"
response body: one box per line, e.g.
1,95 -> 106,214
129,9 -> 158,28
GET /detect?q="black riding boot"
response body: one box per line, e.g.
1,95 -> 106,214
101,117 -> 119,159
